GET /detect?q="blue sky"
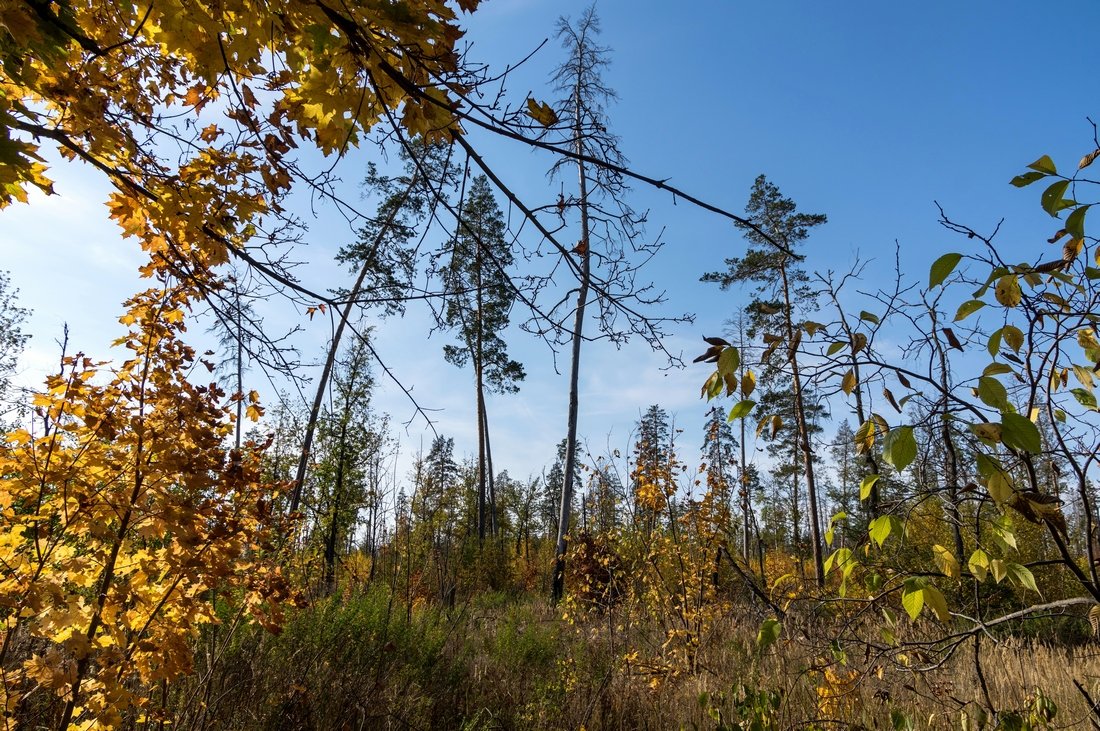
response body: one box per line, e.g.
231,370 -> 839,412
4,1 -> 1100,488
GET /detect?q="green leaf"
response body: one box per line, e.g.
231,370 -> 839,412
987,469 -> 1015,505
1010,170 -> 1047,187
869,515 -> 897,548
901,581 -> 924,621
992,515 -> 1018,551
717,346 -> 740,378
977,377 -> 1009,411
929,253 -> 962,289
757,617 -> 782,651
882,426 -> 917,472
974,452 -> 1003,480
860,310 -> 880,325
982,363 -> 1013,377
703,372 -> 722,400
826,341 -> 845,356
1041,179 -> 1071,217
1072,388 -> 1098,410
1066,205 -> 1090,239
988,327 -> 1004,358
727,400 -> 756,420
1002,325 -> 1024,353
824,547 -> 853,576
860,474 -> 880,501
1001,412 -> 1042,453
1027,155 -> 1058,175
954,299 -> 986,322
1006,563 -> 1040,595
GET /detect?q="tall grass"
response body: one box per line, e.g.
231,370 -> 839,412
166,587 -> 1100,730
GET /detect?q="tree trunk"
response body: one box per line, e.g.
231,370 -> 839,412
780,264 -> 825,588
323,417 -> 349,594
931,309 -> 966,567
552,83 -> 591,604
484,403 -> 498,537
737,324 -> 751,564
289,174 -> 418,515
234,290 -> 243,451
475,223 -> 488,542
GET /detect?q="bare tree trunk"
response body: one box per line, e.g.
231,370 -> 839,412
484,404 -> 498,537
780,264 -> 825,588
323,418 -> 349,594
476,365 -> 487,541
288,174 -> 418,515
234,290 -> 243,451
931,309 -> 966,567
552,84 -> 591,604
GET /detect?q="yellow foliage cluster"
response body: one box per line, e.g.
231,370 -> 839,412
0,286 -> 292,729
0,0 -> 479,285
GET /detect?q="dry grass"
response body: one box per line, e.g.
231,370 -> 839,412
161,589 -> 1100,730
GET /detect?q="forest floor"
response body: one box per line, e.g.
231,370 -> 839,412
164,587 -> 1100,730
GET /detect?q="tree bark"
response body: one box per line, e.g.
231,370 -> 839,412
288,174 -> 418,515
551,82 -> 591,604
780,263 -> 825,588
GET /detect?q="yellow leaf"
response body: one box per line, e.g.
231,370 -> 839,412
526,97 -> 559,127
851,332 -> 867,355
841,369 -> 857,395
987,470 -> 1014,505
994,275 -> 1022,307
741,369 -> 756,398
932,545 -> 960,580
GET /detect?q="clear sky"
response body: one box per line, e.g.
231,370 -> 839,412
4,1 -> 1100,488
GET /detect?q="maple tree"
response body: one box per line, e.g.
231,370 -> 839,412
0,284 -> 291,729
1,0 -> 477,276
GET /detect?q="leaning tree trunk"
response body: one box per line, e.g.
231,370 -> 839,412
780,263 -> 825,589
288,174 -> 418,515
483,404 -> 498,537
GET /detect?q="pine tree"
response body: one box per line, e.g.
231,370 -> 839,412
632,404 -> 673,534
702,175 -> 829,586
438,175 -> 525,541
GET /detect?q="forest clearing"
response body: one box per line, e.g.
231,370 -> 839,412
2,1 -> 1100,729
